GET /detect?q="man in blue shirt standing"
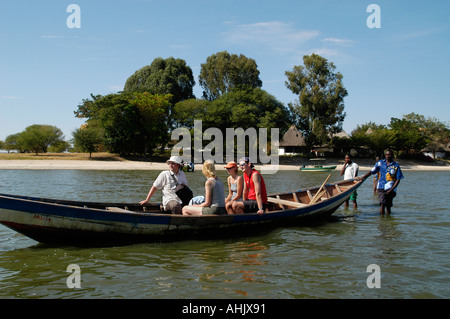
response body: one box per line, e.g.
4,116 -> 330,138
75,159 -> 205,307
360,150 -> 404,214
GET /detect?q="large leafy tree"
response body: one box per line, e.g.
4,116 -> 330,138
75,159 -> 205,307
72,125 -> 104,158
3,133 -> 23,152
124,57 -> 195,104
18,124 -> 65,154
74,92 -> 171,155
172,98 -> 211,129
285,53 -> 347,150
350,122 -> 393,156
199,51 -> 262,100
206,87 -> 290,132
389,113 -> 449,156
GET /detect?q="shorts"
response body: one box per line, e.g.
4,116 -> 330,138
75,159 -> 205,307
378,189 -> 396,207
165,200 -> 182,214
243,200 -> 267,214
201,206 -> 226,215
349,191 -> 357,201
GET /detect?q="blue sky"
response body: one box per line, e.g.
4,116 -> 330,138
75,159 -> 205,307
1,0 -> 449,142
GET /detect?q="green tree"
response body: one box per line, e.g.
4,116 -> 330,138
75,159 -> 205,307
74,92 -> 171,155
389,117 -> 428,155
124,57 -> 195,104
172,98 -> 211,128
403,113 -> 450,157
48,140 -> 71,153
206,87 -> 290,132
285,53 -> 348,150
199,51 -> 262,101
72,125 -> 104,158
18,125 -> 66,154
3,133 -> 24,153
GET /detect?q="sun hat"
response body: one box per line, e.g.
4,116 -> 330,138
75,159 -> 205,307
166,156 -> 184,166
224,161 -> 237,169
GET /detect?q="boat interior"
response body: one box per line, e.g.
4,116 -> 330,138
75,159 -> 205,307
0,179 -> 358,215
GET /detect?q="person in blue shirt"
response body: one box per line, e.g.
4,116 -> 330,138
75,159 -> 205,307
360,150 -> 404,215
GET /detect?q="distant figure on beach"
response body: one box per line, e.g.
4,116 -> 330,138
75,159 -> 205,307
229,157 -> 268,216
182,160 -> 226,216
340,154 -> 359,209
139,156 -> 188,214
224,161 -> 244,214
360,150 -> 404,215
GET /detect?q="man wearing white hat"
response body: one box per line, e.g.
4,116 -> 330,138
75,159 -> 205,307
140,156 -> 189,214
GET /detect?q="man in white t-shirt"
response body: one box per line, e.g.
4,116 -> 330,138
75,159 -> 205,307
340,154 -> 359,209
139,156 -> 188,214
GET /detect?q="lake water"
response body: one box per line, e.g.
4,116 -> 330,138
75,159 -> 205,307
0,168 -> 449,300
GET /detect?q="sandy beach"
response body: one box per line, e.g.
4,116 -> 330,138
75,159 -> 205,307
0,159 -> 449,171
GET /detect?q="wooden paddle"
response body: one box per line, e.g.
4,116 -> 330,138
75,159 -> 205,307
310,174 -> 331,204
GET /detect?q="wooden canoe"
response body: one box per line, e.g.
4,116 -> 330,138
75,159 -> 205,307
0,178 -> 364,245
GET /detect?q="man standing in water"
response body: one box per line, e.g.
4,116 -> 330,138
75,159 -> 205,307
360,150 -> 404,214
340,154 -> 359,209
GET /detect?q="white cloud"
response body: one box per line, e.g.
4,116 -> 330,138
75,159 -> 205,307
0,96 -> 22,99
40,35 -> 64,39
223,21 -> 320,54
322,37 -> 354,47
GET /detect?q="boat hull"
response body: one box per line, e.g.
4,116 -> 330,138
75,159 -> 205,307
0,179 -> 363,245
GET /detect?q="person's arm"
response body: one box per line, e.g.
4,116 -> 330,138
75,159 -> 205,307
242,178 -> 249,201
252,173 -> 264,215
140,186 -> 158,205
359,163 -> 379,181
340,162 -> 347,176
225,177 -> 232,202
195,179 -> 213,207
386,179 -> 400,194
231,176 -> 243,201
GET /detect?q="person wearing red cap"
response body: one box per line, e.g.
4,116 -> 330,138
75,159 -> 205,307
224,161 -> 244,214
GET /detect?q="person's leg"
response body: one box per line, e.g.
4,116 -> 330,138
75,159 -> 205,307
165,200 -> 182,215
181,205 -> 202,216
225,201 -> 234,214
351,192 -> 358,209
231,201 -> 244,214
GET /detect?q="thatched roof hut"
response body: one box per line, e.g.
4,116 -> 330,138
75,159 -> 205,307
279,125 -> 306,155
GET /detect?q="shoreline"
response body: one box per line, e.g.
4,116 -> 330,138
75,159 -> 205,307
1,159 -> 449,171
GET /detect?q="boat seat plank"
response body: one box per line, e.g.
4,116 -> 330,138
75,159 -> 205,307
267,197 -> 308,208
276,195 -> 285,210
106,206 -> 132,213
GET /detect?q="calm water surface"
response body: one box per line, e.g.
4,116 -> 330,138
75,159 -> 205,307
0,169 -> 449,299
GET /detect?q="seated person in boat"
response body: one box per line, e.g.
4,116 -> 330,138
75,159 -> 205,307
230,157 -> 268,216
182,160 -> 226,216
224,161 -> 244,214
140,156 -> 188,214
